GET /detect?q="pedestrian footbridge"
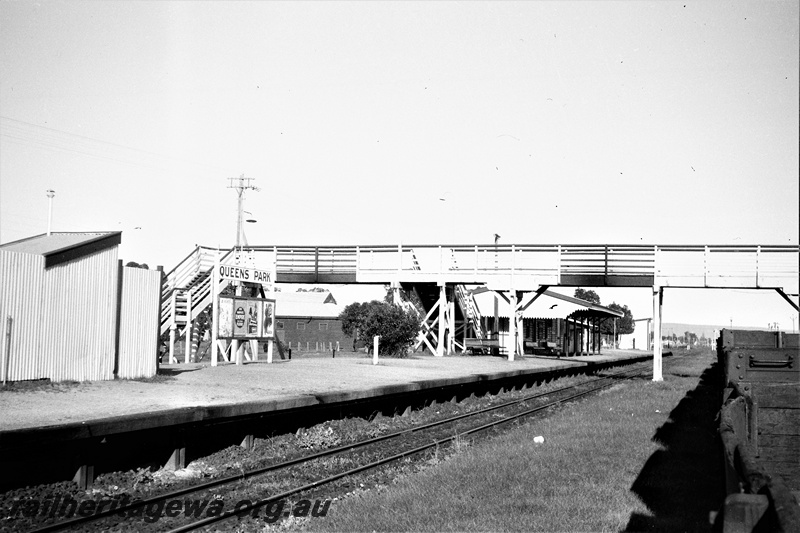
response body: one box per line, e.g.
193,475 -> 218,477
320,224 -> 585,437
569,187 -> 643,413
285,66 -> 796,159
160,243 -> 798,379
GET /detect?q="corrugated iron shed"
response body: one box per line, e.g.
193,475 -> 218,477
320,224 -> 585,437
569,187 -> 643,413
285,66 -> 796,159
0,232 -> 121,267
0,232 -> 124,382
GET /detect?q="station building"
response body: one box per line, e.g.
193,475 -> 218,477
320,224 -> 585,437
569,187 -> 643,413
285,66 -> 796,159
472,289 -> 623,355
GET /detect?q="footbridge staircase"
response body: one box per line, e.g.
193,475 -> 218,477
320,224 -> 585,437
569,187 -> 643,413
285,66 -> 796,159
160,246 -> 236,362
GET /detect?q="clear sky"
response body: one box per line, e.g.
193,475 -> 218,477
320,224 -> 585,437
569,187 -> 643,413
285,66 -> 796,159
1,1 -> 797,329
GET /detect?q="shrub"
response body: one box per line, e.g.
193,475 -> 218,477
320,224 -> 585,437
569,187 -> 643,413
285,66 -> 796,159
339,301 -> 421,358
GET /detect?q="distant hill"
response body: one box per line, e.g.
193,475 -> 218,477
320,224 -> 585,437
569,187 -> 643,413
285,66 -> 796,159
662,322 -> 774,340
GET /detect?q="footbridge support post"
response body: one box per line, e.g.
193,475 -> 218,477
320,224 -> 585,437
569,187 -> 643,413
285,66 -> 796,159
514,290 -> 527,357
436,283 -> 446,357
508,291 -> 517,362
652,286 -> 663,382
391,280 -> 401,306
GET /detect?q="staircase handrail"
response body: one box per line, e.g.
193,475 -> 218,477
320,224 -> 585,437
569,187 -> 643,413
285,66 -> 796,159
455,284 -> 483,340
160,247 -> 235,334
162,247 -> 203,295
163,248 -> 234,293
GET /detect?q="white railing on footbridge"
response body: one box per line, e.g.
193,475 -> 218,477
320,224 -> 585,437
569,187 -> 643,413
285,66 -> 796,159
160,246 -> 236,333
238,244 -> 798,292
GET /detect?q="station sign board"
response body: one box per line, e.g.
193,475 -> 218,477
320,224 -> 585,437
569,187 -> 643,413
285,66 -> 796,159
217,296 -> 275,339
217,264 -> 274,284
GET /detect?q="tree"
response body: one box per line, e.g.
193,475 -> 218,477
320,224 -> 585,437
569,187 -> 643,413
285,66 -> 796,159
340,302 -> 369,338
339,300 -> 421,357
574,288 -> 601,305
598,302 -> 634,348
125,261 -> 149,269
340,301 -> 382,350
608,303 -> 634,335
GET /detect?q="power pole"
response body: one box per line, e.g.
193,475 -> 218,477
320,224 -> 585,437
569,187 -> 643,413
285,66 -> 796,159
226,175 -> 260,365
493,233 -> 500,343
227,175 -> 259,250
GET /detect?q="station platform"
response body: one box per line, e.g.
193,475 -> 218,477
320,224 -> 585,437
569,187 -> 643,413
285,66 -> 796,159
0,350 -> 653,434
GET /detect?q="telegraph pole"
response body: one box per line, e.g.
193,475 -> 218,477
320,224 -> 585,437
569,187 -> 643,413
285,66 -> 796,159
493,234 -> 500,353
228,175 -> 259,250
226,175 -> 260,365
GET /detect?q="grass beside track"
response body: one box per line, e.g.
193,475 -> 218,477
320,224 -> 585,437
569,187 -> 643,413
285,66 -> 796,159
308,349 -> 725,532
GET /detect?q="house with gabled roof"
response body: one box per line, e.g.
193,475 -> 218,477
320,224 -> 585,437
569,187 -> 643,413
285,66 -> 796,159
273,290 -> 352,351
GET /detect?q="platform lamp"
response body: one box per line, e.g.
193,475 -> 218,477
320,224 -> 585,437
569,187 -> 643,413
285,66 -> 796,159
46,189 -> 55,236
235,211 -> 258,262
240,211 -> 257,248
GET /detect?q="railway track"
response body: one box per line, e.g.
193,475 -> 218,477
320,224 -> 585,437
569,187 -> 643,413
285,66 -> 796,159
22,356 -> 677,532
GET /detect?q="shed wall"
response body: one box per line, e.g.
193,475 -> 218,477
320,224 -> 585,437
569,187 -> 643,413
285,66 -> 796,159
117,266 -> 161,379
39,246 -> 119,381
0,251 -> 46,381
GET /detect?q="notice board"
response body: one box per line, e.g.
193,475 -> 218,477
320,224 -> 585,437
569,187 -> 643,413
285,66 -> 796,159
217,296 -> 275,340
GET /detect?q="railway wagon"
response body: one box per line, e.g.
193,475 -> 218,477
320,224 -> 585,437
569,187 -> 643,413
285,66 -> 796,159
717,329 -> 799,533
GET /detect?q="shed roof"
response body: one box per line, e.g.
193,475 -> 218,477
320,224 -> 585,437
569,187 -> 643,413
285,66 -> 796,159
473,288 -> 623,321
274,291 -> 342,319
277,291 -> 337,305
0,232 -> 122,267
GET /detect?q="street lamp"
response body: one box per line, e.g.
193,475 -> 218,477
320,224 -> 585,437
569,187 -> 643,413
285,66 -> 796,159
238,211 -> 258,250
46,189 -> 55,236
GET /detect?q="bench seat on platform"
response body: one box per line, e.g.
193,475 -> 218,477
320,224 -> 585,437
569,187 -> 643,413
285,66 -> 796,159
525,340 -> 559,355
464,338 -> 506,356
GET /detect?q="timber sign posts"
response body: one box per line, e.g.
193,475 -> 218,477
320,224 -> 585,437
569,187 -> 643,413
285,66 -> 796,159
211,252 -> 277,367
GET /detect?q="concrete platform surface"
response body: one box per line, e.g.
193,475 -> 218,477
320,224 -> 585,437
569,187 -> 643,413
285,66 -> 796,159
0,350 -> 653,432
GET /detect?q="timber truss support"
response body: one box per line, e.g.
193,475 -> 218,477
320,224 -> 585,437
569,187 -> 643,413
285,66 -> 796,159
775,288 -> 799,312
413,283 -> 456,356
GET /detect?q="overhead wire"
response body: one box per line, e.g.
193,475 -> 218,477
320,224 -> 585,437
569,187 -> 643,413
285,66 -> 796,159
0,116 -> 227,175
0,116 -> 233,244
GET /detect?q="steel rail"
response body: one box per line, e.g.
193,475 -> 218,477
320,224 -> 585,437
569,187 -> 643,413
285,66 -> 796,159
168,359 -> 670,532
27,359 -> 653,533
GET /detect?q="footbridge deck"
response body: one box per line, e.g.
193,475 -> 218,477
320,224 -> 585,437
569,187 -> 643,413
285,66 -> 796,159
161,244 -> 798,338
250,244 -> 798,291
